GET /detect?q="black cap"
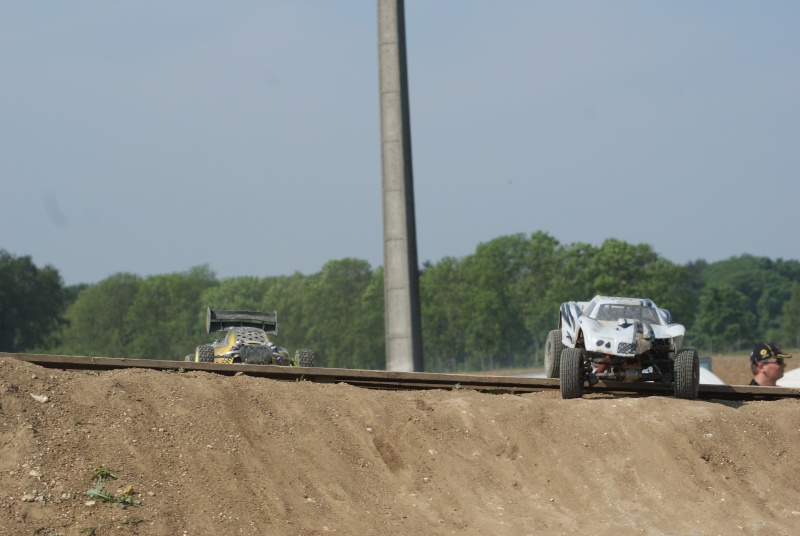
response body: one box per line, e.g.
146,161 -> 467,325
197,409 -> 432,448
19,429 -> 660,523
750,342 -> 792,365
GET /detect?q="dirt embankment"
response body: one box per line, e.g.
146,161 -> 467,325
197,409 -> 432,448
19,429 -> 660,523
1,356 -> 800,536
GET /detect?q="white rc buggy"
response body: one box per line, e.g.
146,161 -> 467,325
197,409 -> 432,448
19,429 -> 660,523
544,296 -> 699,399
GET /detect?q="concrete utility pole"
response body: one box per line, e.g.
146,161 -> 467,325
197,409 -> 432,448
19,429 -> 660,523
377,0 -> 424,372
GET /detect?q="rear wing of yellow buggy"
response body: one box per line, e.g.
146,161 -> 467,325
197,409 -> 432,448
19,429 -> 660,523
206,308 -> 278,335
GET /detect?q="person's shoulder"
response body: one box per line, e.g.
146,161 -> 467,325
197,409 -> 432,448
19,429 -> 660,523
749,378 -> 760,386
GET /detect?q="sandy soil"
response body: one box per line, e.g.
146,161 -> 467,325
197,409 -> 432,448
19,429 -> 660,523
2,355 -> 800,536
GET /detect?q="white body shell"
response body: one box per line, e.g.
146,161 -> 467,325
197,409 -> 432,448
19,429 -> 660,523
559,296 -> 685,357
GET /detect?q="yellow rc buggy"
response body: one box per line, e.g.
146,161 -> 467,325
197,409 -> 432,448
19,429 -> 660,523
185,308 -> 315,367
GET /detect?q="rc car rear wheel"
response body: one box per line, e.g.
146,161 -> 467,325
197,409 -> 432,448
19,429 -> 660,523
560,347 -> 585,399
196,344 -> 214,363
295,349 -> 315,367
674,347 -> 700,399
544,329 -> 565,379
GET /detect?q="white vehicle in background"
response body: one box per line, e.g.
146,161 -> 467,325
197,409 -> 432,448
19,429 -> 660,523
777,367 -> 800,388
544,295 -> 699,399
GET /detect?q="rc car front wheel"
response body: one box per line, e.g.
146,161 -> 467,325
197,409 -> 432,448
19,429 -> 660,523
544,329 -> 565,379
674,347 -> 700,399
295,349 -> 315,367
196,344 -> 215,363
559,347 -> 585,399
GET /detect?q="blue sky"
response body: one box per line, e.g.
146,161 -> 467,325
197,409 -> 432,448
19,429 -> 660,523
2,1 -> 799,286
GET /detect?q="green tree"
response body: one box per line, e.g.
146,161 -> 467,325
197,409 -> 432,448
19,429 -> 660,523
634,258 -> 695,327
699,254 -> 794,340
772,258 -> 800,284
756,277 -> 791,341
124,266 -> 218,360
200,277 -> 274,313
545,241 -> 599,304
780,282 -> 800,349
64,283 -> 89,308
514,232 -> 563,366
295,259 -> 376,368
691,284 -> 754,353
581,239 -> 655,297
261,272 -> 313,350
0,250 -> 65,352
460,234 -> 532,370
421,257 -> 469,372
57,273 -> 141,357
351,266 -> 386,370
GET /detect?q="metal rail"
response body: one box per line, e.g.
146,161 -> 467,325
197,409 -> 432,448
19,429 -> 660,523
4,353 -> 800,401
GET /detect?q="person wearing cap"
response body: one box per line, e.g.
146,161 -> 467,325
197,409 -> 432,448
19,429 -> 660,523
749,342 -> 792,386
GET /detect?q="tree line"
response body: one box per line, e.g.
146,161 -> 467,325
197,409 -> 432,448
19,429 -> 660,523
3,233 -> 800,371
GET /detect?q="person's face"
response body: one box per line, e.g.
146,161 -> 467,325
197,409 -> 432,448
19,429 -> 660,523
759,358 -> 786,382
